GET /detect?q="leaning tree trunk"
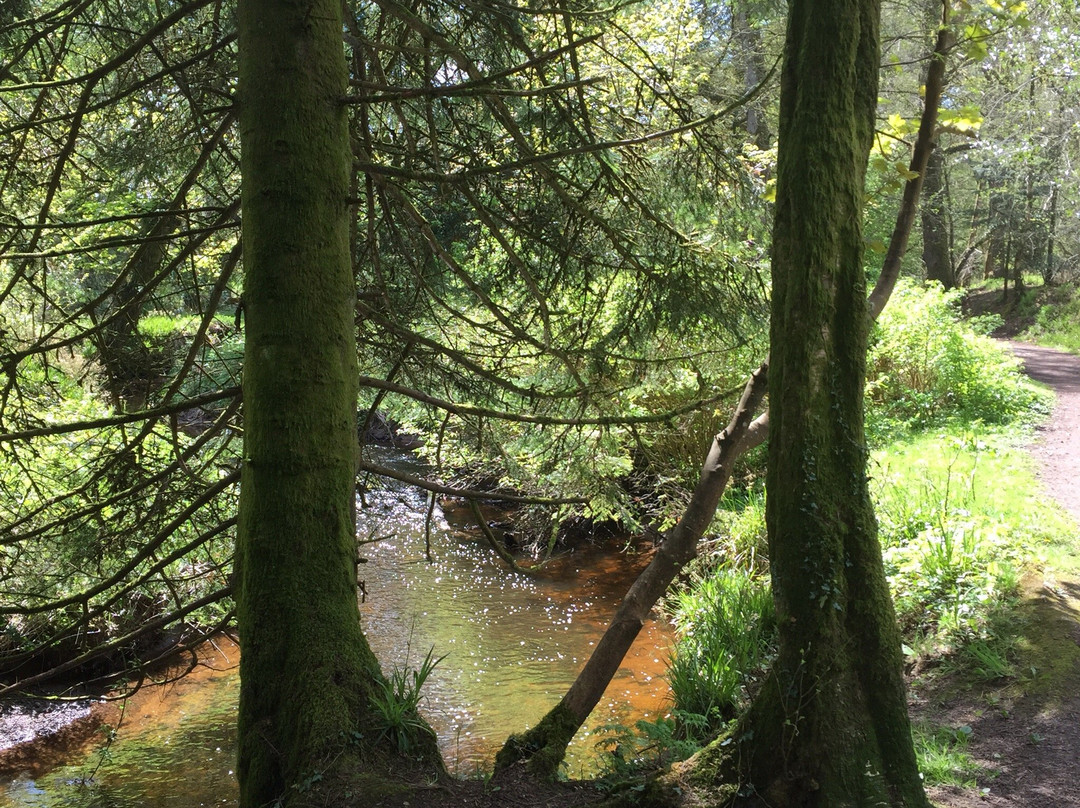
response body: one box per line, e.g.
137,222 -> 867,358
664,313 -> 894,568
495,15 -> 953,781
235,2 -> 432,806
495,364 -> 770,778
681,0 -> 930,804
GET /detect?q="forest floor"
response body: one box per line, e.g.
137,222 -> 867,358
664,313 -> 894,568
3,293 -> 1078,808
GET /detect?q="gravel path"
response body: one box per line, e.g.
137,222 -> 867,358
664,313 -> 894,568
1006,342 -> 1080,523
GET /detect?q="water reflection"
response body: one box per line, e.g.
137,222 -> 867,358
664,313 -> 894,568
0,645 -> 239,807
0,451 -> 672,804
357,451 -> 672,774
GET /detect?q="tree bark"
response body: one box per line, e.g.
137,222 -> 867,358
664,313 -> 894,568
1045,183 -> 1058,284
734,2 -> 772,150
921,142 -> 954,288
235,2 -> 434,805
682,0 -> 930,803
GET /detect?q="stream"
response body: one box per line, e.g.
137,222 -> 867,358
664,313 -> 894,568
0,449 -> 673,806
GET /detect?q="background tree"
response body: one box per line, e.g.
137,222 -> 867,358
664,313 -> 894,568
0,8 -> 783,780
878,0 -> 1080,293
0,0 -> 772,691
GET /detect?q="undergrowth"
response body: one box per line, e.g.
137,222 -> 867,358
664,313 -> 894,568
661,565 -> 774,737
867,280 -> 1050,432
871,428 -> 1074,678
619,281 -> 1071,781
1022,283 -> 1080,354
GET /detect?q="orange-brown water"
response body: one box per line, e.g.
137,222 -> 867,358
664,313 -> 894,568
0,452 -> 673,805
361,493 -> 672,775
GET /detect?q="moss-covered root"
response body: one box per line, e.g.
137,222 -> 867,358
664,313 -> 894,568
665,678 -> 929,808
588,737 -> 741,808
612,730 -> 741,808
494,703 -> 578,779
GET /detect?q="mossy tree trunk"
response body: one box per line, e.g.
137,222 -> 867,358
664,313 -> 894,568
687,0 -> 931,804
921,144 -> 954,288
235,2 -> 392,805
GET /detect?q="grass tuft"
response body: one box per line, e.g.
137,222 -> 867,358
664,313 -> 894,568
913,722 -> 988,786
661,563 -> 774,739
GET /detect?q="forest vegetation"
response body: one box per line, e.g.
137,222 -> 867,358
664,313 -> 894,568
0,0 -> 1078,806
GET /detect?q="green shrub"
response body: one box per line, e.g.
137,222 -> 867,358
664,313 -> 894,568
661,566 -> 775,738
867,280 -> 1049,428
1024,284 -> 1080,354
595,711 -> 708,777
138,311 -> 243,396
698,488 -> 768,573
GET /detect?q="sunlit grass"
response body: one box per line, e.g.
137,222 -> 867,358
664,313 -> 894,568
873,425 -> 1077,677
912,722 -> 987,787
661,566 -> 774,738
873,428 -> 1075,576
662,423 -> 1076,736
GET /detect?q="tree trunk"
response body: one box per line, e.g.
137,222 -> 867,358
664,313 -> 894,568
734,2 -> 772,150
1045,183 -> 1058,284
682,0 -> 930,803
866,23 -> 953,319
921,142 -> 953,288
235,2 -> 434,805
1000,236 -> 1012,303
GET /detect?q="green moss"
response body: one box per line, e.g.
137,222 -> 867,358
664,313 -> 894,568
234,0 -> 416,802
1014,587 -> 1080,703
494,702 -> 578,779
1023,284 -> 1080,354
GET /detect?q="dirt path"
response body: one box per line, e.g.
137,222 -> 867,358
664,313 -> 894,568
1007,342 -> 1080,523
928,341 -> 1080,808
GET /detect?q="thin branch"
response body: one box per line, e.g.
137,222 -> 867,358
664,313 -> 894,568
0,386 -> 240,444
357,457 -> 588,506
358,374 -> 740,425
